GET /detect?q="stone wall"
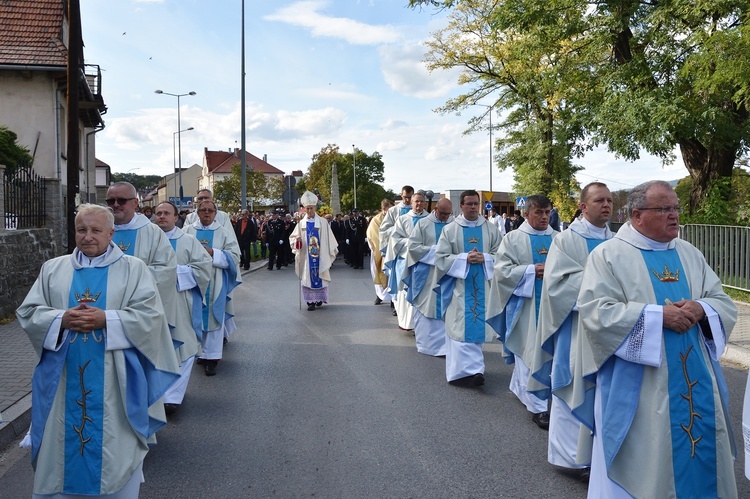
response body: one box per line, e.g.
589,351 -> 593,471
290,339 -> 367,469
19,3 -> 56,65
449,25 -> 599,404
0,228 -> 57,317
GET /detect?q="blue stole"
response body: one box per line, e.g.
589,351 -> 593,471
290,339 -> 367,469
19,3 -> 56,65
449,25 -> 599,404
405,222 -> 447,308
112,229 -> 138,255
533,236 -> 607,399
196,230 -> 215,330
306,220 -> 323,289
169,238 -> 177,251
643,249 -> 718,497
528,234 -> 552,325
399,206 -> 410,216
462,226 -> 485,343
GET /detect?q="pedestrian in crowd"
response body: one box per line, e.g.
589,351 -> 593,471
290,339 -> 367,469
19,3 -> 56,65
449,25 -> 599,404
184,200 -> 242,376
290,191 -> 339,311
526,183 -> 613,478
549,203 -> 561,232
385,190 -> 429,331
346,208 -> 368,270
404,197 -> 454,356
569,209 -> 582,225
234,209 -> 257,271
366,199 -> 393,305
284,214 -> 296,267
504,211 -> 512,234
258,214 -> 268,259
265,211 -> 286,271
575,180 -> 737,498
176,209 -> 188,229
331,213 -> 345,260
16,203 -> 179,497
142,205 -> 154,222
511,209 -> 525,231
489,194 -> 558,430
154,201 -> 213,413
488,208 -> 503,234
107,182 -> 178,353
434,190 -> 502,387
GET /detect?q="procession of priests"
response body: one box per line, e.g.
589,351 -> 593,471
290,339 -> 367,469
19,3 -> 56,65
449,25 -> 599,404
13,179 -> 747,497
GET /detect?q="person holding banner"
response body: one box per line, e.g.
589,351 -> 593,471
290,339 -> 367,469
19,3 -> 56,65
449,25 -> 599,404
290,191 -> 339,311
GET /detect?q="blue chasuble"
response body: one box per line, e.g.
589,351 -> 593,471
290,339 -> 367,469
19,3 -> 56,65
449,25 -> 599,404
463,226 -> 485,343
528,234 -> 553,324
405,222 -> 447,308
306,221 -> 323,289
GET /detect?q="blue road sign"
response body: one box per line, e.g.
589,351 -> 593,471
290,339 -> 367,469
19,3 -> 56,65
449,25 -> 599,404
516,196 -> 527,209
485,202 -> 493,211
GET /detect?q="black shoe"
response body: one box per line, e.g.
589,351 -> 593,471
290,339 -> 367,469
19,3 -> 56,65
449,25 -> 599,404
532,411 -> 550,430
223,337 -> 228,345
390,301 -> 395,309
374,297 -> 383,305
164,403 -> 179,415
307,303 -> 316,311
243,265 -> 249,270
580,467 -> 591,483
267,267 -> 273,271
196,357 -> 204,365
204,360 -> 218,376
449,373 -> 484,388
392,309 -> 398,316
315,301 -> 322,307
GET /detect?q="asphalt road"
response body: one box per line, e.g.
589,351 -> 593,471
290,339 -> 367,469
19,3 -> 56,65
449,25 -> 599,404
2,261 -> 750,498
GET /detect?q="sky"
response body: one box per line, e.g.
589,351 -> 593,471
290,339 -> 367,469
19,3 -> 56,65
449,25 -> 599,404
80,0 -> 689,196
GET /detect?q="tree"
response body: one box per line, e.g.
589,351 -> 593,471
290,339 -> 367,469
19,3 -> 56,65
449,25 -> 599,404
0,126 -> 34,178
411,0 -> 750,214
110,172 -> 162,193
421,0 -> 585,199
299,145 -> 388,212
214,164 -> 282,213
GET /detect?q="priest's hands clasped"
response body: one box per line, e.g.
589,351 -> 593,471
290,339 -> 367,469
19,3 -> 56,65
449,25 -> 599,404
62,303 -> 106,333
662,299 -> 705,333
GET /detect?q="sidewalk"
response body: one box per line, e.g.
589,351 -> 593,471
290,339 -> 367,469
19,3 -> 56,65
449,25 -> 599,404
0,259 -> 268,449
2,278 -> 749,448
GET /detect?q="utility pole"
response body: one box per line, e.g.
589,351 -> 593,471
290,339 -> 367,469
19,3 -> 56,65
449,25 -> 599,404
66,0 -> 82,253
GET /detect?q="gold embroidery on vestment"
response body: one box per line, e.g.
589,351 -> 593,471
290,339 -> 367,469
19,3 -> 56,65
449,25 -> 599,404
679,345 -> 703,458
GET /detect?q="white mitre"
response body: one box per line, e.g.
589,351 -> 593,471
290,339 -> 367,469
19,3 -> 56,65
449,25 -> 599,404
300,190 -> 318,207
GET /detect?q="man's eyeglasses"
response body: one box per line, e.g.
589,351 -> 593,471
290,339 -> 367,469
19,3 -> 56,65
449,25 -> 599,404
198,209 -> 216,213
105,197 -> 136,206
637,205 -> 683,214
463,202 -> 480,206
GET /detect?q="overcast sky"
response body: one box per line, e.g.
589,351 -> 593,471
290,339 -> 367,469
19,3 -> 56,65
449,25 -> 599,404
80,0 -> 689,195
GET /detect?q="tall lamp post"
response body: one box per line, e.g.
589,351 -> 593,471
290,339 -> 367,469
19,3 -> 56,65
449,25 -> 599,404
155,89 -> 196,203
173,127 -> 194,201
473,103 -> 494,193
352,144 -> 357,209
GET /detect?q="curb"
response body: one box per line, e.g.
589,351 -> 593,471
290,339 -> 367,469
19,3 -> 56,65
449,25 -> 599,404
0,259 -> 268,449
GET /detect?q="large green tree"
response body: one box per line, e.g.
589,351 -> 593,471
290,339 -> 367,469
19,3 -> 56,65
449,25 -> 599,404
214,164 -> 284,213
298,144 -> 388,212
411,0 -> 750,213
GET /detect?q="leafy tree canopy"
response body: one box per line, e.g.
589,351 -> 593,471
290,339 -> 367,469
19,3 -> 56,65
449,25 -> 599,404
0,125 -> 33,178
214,164 -> 284,214
110,172 -> 162,193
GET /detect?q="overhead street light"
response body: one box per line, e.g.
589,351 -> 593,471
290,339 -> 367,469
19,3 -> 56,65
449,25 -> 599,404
173,127 -> 195,201
155,89 -> 196,202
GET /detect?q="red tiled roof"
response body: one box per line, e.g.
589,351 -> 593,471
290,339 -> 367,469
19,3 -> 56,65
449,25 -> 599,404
204,148 -> 285,175
0,1 -> 67,67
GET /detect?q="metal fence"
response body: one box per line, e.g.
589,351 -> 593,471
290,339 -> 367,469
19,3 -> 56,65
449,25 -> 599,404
3,163 -> 47,229
680,224 -> 750,292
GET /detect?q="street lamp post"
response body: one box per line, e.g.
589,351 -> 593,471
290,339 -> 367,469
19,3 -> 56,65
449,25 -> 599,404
473,103 -> 494,193
352,144 -> 357,209
155,89 -> 196,202
173,127 -> 194,201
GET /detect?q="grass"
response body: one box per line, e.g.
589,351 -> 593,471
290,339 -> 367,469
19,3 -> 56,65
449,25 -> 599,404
724,287 -> 750,304
0,315 -> 16,325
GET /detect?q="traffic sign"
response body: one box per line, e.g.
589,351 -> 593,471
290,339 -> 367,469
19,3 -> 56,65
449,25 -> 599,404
485,202 -> 493,211
483,192 -> 493,202
516,196 -> 527,209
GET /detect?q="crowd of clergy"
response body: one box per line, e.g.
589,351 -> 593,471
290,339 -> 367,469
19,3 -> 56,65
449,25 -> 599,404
368,181 -> 742,498
11,176 -> 748,498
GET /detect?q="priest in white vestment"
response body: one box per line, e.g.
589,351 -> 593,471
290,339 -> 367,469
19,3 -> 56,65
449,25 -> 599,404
366,199 -> 392,305
404,198 -> 454,356
576,180 -> 737,498
184,200 -> 242,376
385,191 -> 429,330
290,191 -> 339,311
488,194 -> 559,429
154,201 -> 213,412
434,190 -> 502,386
185,188 -> 237,240
527,183 -> 613,473
107,182 -> 179,363
378,185 -> 413,256
16,204 -> 180,497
